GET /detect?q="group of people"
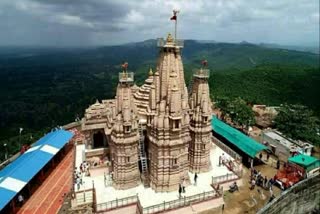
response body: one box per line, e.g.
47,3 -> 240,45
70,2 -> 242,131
218,153 -> 228,167
219,153 -> 240,173
259,152 -> 270,163
250,168 -> 275,197
178,178 -> 187,198
178,173 -> 199,198
74,167 -> 83,190
79,161 -> 90,176
74,161 -> 90,191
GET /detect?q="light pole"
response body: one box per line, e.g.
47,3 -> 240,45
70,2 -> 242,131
19,128 -> 23,149
4,143 -> 8,160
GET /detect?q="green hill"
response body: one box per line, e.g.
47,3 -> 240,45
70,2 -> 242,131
0,40 -> 319,160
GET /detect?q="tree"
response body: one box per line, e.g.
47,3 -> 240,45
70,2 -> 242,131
229,98 -> 255,128
215,96 -> 231,121
215,97 -> 255,129
274,104 -> 320,146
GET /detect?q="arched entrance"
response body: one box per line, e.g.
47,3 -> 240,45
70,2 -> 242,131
93,131 -> 105,148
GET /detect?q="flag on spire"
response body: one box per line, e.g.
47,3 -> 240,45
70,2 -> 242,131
201,59 -> 208,67
170,10 -> 179,21
121,62 -> 128,71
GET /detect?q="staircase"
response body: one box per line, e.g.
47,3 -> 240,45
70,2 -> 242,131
138,123 -> 150,187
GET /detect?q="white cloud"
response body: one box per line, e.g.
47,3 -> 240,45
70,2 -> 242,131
53,14 -> 94,28
0,0 -> 318,46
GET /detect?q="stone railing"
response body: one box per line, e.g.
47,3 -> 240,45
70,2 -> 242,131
95,194 -> 138,212
211,173 -> 239,186
212,136 -> 242,163
72,188 -> 94,207
119,72 -> 134,82
157,38 -> 184,47
193,68 -> 210,78
137,190 -> 218,214
211,173 -> 240,197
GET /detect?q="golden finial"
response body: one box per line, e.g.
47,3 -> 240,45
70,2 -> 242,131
149,67 -> 153,76
166,33 -> 174,43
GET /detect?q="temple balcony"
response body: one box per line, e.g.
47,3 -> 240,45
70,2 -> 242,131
193,68 -> 210,78
157,38 -> 184,48
119,72 -> 134,83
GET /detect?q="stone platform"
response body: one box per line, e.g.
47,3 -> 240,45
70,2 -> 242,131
75,144 -> 238,209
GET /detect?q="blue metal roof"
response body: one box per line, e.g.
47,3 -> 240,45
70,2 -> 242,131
0,129 -> 73,210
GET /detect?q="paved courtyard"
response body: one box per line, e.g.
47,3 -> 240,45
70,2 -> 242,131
74,143 -> 238,208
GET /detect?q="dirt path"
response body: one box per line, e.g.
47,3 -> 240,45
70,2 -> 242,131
201,161 -> 282,214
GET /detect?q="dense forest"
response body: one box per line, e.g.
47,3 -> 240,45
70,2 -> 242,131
0,40 -> 319,160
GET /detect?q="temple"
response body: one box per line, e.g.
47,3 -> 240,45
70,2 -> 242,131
81,32 -> 213,191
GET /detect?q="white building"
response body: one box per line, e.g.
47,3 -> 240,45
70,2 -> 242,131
262,130 -> 313,160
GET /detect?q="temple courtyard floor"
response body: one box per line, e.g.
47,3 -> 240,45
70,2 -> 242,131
74,144 -> 239,209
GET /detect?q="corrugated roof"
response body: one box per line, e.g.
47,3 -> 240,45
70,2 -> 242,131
288,154 -> 319,168
212,117 -> 267,158
0,129 -> 73,210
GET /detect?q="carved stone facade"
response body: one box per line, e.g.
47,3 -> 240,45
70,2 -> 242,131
134,68 -> 154,119
189,69 -> 212,173
81,33 -> 213,192
82,100 -> 109,149
109,74 -> 140,189
146,35 -> 191,192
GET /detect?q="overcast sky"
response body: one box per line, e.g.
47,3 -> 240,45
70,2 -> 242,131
0,0 -> 318,47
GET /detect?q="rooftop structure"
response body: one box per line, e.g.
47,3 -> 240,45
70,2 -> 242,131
262,130 -> 314,160
0,130 -> 73,211
288,154 -> 320,173
212,117 -> 267,159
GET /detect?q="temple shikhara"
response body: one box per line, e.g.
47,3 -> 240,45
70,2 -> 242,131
81,23 -> 213,192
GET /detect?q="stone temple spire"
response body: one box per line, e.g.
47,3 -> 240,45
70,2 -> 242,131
109,66 -> 140,189
189,64 -> 212,173
146,34 -> 191,192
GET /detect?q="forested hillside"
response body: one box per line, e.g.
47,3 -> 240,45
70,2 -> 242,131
0,40 -> 319,160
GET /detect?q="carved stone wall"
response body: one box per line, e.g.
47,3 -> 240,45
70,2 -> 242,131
109,79 -> 140,189
147,35 -> 191,192
189,73 -> 212,173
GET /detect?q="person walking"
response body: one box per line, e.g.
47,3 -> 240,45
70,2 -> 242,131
76,177 -> 81,190
182,179 -> 186,193
264,176 -> 268,189
18,194 -> 24,207
221,153 -> 225,165
219,155 -> 221,167
269,185 -> 273,196
250,178 -> 256,190
276,160 -> 280,169
194,173 -> 198,186
178,184 -> 182,198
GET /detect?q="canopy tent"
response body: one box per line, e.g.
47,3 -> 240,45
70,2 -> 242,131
288,154 -> 320,172
0,129 -> 73,210
212,117 -> 267,158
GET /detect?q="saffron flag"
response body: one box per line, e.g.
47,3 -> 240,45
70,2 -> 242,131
121,62 -> 128,70
170,10 -> 178,21
201,60 -> 208,67
170,15 -> 177,20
